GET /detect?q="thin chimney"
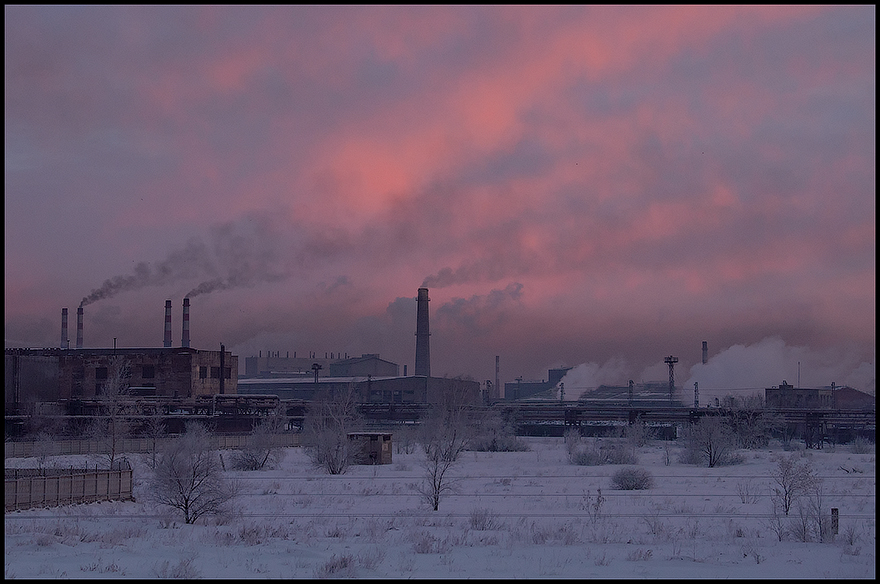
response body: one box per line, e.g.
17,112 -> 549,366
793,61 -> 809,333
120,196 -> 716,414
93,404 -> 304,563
495,356 -> 500,400
415,287 -> 431,377
61,308 -> 69,349
164,300 -> 172,348
219,344 -> 225,394
702,341 -> 708,365
182,298 -> 190,348
76,306 -> 84,349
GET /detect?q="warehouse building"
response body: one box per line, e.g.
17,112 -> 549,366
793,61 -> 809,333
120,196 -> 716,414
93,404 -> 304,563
5,346 -> 237,406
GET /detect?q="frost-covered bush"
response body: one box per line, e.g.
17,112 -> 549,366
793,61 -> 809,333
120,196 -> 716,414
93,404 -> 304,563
610,467 -> 653,490
469,507 -> 501,530
468,433 -> 530,452
849,437 -> 874,454
469,409 -> 529,452
568,437 -> 637,466
680,416 -> 742,467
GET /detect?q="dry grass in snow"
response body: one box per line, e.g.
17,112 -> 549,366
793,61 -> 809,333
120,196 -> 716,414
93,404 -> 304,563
4,436 -> 875,579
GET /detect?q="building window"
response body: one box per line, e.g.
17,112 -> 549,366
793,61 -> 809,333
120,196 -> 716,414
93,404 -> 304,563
211,366 -> 221,379
142,365 -> 155,379
95,367 -> 108,380
224,367 -> 231,379
199,366 -> 208,379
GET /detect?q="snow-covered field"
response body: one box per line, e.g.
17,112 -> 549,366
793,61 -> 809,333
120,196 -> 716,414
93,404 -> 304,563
4,437 -> 875,579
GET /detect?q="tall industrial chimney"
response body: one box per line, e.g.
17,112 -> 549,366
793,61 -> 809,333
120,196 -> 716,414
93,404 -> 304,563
219,344 -> 225,395
61,308 -> 69,349
495,356 -> 500,400
181,298 -> 190,348
164,300 -> 172,348
702,341 -> 708,365
415,287 -> 431,377
76,306 -> 83,348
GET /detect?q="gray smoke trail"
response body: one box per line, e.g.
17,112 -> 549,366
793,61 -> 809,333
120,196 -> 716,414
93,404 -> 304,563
81,214 -> 290,306
185,216 -> 288,298
422,261 -> 509,289
80,239 -> 214,306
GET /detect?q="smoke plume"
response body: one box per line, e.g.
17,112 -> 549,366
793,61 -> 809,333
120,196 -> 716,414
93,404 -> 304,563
80,239 -> 213,306
80,214 -> 290,306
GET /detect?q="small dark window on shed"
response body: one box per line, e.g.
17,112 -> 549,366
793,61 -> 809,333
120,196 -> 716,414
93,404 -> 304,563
95,367 -> 108,380
199,366 -> 208,379
142,365 -> 155,379
224,367 -> 232,379
211,366 -> 221,379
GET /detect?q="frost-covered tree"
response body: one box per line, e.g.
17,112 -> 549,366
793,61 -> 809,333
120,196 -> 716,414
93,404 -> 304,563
230,413 -> 287,471
141,410 -> 167,469
681,415 -> 739,468
149,422 -> 237,524
771,453 -> 817,516
302,384 -> 363,475
87,356 -> 132,469
416,378 -> 476,510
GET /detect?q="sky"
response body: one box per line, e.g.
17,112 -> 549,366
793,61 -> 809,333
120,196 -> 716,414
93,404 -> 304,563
4,5 -> 876,395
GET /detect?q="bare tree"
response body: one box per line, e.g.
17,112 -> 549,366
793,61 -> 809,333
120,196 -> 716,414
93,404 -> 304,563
141,409 -> 167,469
149,422 -> 237,524
416,378 -> 476,510
302,384 -> 363,475
88,356 -> 132,469
723,394 -> 774,449
806,479 -> 832,542
230,413 -> 287,471
32,430 -> 56,470
681,415 -> 740,468
771,453 -> 817,516
468,407 -> 528,452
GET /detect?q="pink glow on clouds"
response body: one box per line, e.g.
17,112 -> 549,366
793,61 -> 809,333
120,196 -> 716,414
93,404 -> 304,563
4,5 -> 874,393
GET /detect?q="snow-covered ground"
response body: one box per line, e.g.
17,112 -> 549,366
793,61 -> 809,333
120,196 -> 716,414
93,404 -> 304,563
4,437 -> 875,579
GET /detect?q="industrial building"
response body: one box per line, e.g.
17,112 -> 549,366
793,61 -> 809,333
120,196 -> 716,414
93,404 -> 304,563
765,381 -> 875,410
578,382 -> 687,407
5,299 -> 236,410
6,288 -> 480,414
5,346 -> 236,405
244,352 -> 399,378
503,367 -> 572,400
238,288 -> 479,405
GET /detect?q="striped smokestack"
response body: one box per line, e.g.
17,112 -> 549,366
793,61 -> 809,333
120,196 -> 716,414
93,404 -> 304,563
76,306 -> 83,348
164,300 -> 172,348
415,287 -> 431,377
702,341 -> 708,365
181,298 -> 190,348
61,308 -> 69,349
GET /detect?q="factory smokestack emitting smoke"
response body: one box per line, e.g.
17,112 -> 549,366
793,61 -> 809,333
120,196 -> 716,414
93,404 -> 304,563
76,306 -> 83,349
415,287 -> 431,377
61,308 -> 68,349
164,300 -> 172,348
182,298 -> 190,348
